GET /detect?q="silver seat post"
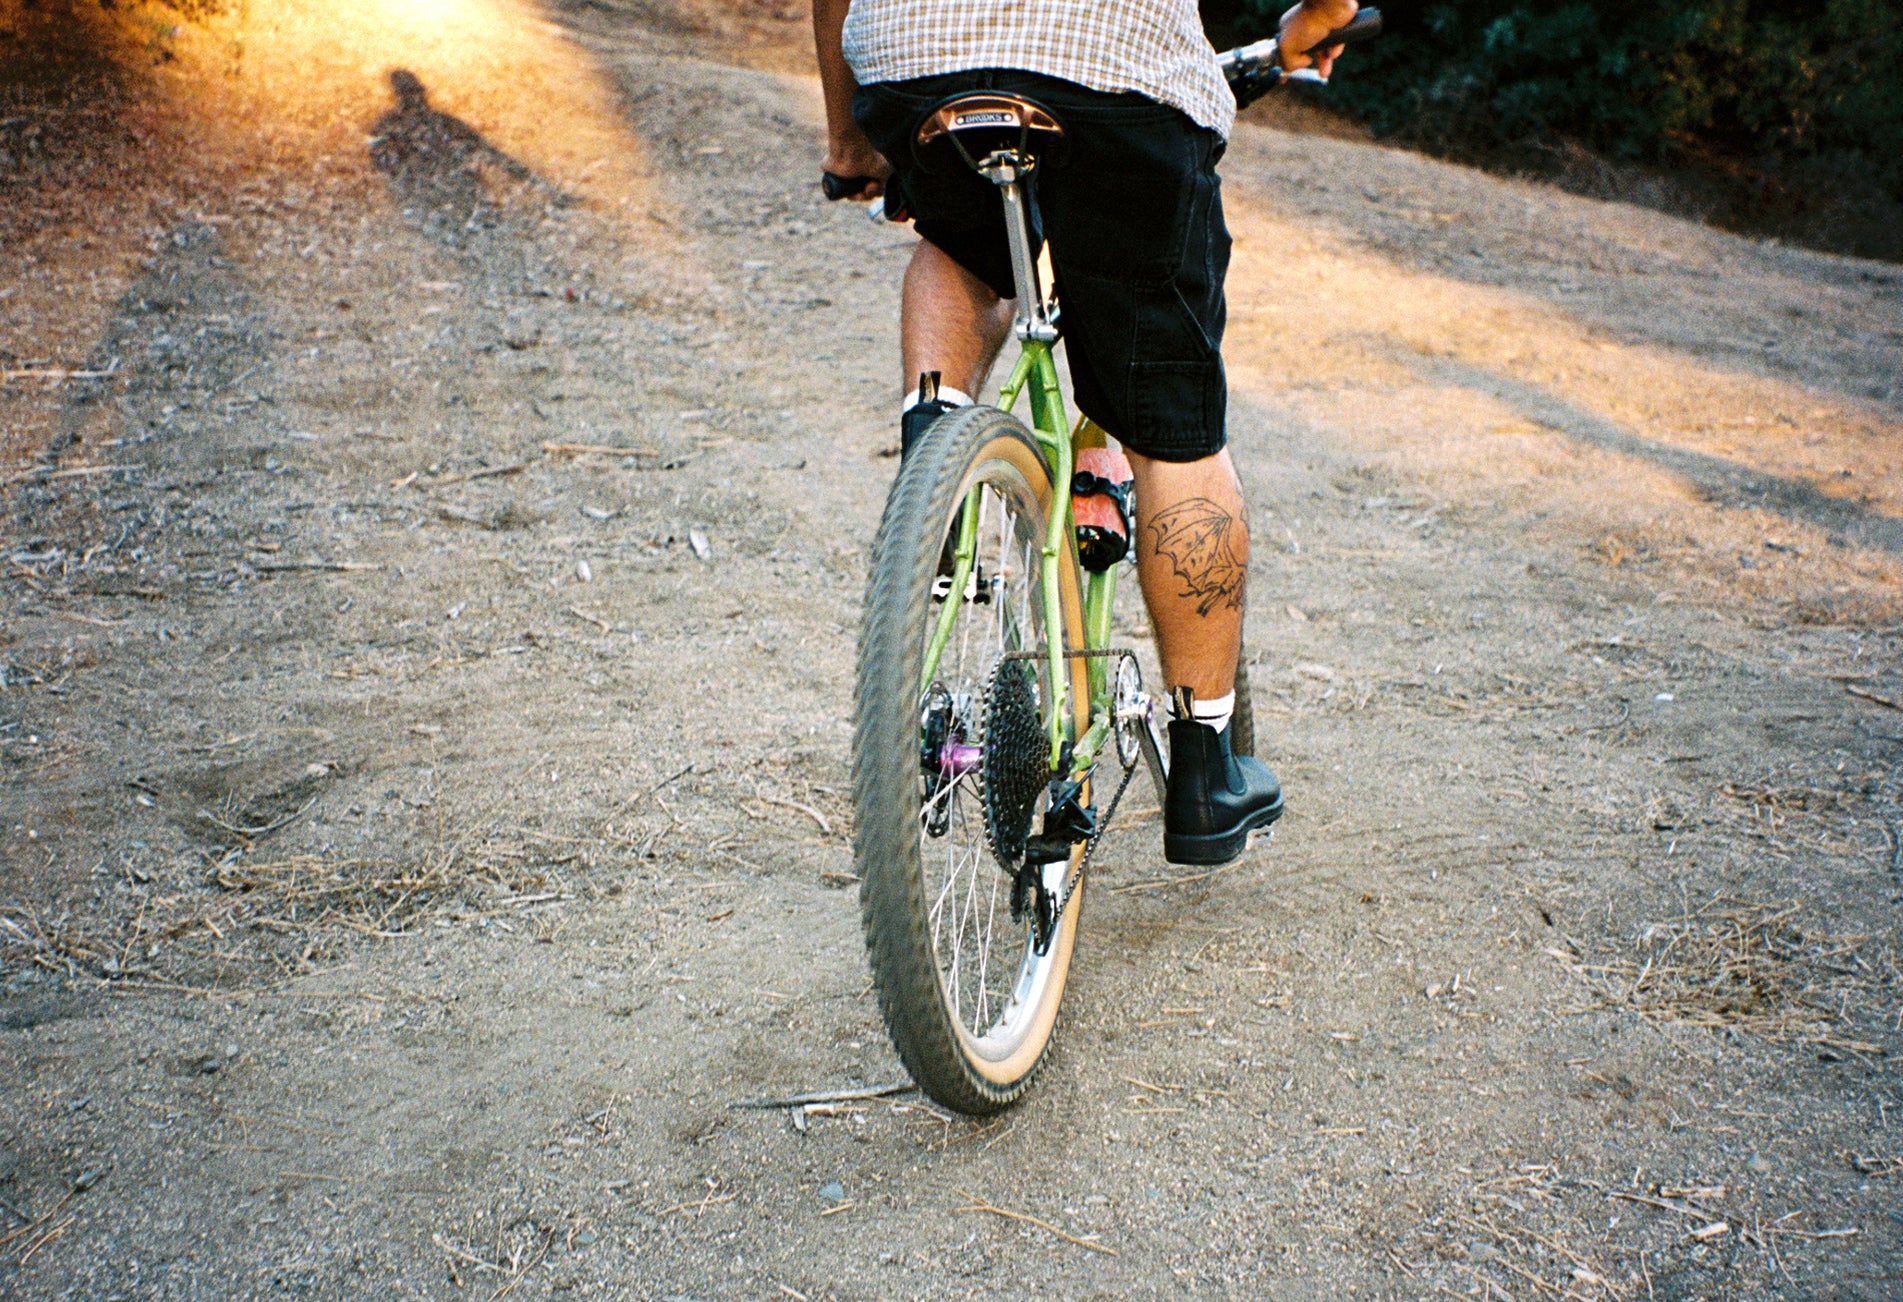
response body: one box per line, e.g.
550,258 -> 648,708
978,153 -> 1059,344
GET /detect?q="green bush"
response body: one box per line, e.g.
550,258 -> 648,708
1238,1 -> 1903,202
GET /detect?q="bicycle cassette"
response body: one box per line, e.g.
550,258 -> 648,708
980,658 -> 1048,865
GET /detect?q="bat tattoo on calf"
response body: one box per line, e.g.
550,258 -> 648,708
1148,497 -> 1247,616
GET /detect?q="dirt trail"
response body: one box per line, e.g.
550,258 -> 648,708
4,3 -> 1901,1299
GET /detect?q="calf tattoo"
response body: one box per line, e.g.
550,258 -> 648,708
1148,497 -> 1247,616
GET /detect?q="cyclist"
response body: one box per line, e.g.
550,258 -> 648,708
815,0 -> 1357,866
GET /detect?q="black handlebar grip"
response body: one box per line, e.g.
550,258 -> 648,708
822,172 -> 879,202
1306,8 -> 1383,55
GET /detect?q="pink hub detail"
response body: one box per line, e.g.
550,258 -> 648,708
940,743 -> 983,778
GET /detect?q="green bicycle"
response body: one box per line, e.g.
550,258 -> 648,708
848,14 -> 1381,1115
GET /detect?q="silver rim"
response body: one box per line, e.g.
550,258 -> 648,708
918,459 -> 1063,1062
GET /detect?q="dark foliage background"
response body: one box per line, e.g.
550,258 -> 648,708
1218,1 -> 1903,260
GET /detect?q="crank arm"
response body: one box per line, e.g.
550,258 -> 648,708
1118,690 -> 1170,807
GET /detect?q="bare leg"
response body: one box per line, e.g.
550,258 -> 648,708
901,239 -> 1015,398
905,239 -> 1247,701
1126,448 -> 1247,700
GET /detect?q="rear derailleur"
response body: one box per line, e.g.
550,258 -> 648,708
1010,775 -> 1097,955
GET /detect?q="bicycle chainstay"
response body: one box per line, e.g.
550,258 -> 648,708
984,647 -> 1144,949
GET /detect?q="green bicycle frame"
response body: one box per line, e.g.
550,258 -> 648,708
918,342 -> 1119,777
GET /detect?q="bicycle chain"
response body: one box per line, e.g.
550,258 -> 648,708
1053,742 -> 1139,921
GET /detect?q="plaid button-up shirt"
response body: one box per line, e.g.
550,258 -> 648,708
842,0 -> 1235,138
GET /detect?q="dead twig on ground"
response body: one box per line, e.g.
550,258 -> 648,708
1609,1188 -> 1722,1223
658,1190 -> 737,1216
1107,861 -> 1243,895
14,1215 -> 76,1266
2,463 -> 143,486
2,359 -> 119,382
0,1191 -> 75,1263
252,559 -> 382,573
429,461 -> 531,486
953,1188 -> 1117,1256
197,795 -> 319,840
597,762 -> 695,831
433,1234 -> 506,1274
541,441 -> 658,458
754,794 -> 831,835
730,1082 -> 914,1110
1846,684 -> 1903,711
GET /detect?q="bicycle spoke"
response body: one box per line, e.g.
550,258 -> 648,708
916,470 -> 1051,1043
859,407 -> 1087,1110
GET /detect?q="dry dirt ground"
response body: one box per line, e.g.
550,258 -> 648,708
4,2 -> 1903,1299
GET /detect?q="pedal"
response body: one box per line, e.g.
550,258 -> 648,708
930,563 -> 992,605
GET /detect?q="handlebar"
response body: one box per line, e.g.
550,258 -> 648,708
823,171 -> 877,202
825,9 -> 1382,202
1217,7 -> 1382,82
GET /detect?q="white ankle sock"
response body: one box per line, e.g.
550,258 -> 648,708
1173,690 -> 1235,735
901,384 -> 973,415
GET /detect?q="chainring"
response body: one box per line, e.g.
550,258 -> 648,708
979,658 -> 1048,865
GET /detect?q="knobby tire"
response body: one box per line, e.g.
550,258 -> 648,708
852,405 -> 1089,1115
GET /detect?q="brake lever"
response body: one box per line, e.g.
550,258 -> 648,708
1219,7 -> 1382,84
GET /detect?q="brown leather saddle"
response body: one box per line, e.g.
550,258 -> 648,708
913,93 -> 1067,175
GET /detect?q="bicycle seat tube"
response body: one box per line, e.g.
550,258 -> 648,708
976,151 -> 1059,346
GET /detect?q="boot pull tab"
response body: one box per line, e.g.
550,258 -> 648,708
1172,685 -> 1195,721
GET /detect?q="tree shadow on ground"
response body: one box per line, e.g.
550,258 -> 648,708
8,219 -> 266,537
1411,351 -> 1903,556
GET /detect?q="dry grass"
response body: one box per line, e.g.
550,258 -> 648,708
1399,1165 -> 1639,1300
1559,898 -> 1897,1052
1718,782 -> 1863,816
0,848 -> 557,985
0,907 -> 116,980
208,855 -> 463,937
1847,1152 -> 1901,1178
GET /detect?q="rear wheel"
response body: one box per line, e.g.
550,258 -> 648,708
853,406 -> 1089,1115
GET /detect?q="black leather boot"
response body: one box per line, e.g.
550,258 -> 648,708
901,371 -> 958,459
1164,705 -> 1284,866
902,398 -> 958,457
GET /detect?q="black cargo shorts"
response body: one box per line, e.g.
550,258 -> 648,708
853,69 -> 1231,463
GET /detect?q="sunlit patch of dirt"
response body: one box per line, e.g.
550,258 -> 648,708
2,0 -> 660,473
1219,162 -> 1903,625
194,0 -> 654,204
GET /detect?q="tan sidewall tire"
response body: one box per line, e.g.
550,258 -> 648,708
852,405 -> 1089,1114
948,431 -> 1089,1090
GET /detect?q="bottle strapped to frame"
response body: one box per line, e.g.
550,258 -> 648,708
1072,434 -> 1134,573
